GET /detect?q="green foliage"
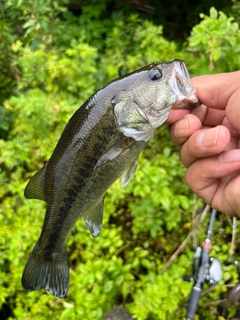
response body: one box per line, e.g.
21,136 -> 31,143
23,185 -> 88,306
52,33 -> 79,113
188,6 -> 240,73
0,17 -> 17,105
1,2 -> 240,319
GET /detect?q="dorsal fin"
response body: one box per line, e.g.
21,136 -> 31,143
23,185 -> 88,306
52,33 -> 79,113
24,164 -> 47,201
83,197 -> 104,237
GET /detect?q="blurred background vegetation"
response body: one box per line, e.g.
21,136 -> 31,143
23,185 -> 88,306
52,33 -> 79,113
1,0 -> 240,319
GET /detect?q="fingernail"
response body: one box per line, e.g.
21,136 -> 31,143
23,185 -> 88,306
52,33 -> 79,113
174,119 -> 189,139
197,127 -> 219,147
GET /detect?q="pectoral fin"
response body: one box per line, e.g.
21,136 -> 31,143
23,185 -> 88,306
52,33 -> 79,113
122,157 -> 139,187
83,197 -> 104,237
94,137 -> 134,169
24,164 -> 47,201
94,144 -> 123,169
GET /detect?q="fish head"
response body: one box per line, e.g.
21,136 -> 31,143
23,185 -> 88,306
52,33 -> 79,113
113,60 -> 198,142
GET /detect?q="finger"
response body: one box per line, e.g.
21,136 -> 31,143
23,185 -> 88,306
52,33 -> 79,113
166,104 -> 207,125
170,114 -> 202,145
167,103 -> 225,128
179,125 -> 231,167
191,71 -> 240,110
166,109 -> 190,124
185,150 -> 240,216
226,87 -> 240,134
200,108 -> 225,127
189,103 -> 225,126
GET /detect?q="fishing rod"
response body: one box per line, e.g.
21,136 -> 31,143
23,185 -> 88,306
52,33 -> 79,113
185,208 -> 222,320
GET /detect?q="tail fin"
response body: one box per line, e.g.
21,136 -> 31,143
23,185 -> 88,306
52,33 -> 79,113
22,242 -> 69,298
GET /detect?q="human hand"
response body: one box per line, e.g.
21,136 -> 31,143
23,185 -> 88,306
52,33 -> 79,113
166,71 -> 240,217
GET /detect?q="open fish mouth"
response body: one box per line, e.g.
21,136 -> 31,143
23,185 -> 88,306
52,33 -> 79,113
169,60 -> 198,108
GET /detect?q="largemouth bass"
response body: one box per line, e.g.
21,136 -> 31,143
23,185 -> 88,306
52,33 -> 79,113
22,60 -> 197,298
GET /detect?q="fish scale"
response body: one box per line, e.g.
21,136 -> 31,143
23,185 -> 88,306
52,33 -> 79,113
22,60 -> 198,297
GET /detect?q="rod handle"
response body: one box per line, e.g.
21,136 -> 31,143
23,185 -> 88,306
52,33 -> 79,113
186,286 -> 201,320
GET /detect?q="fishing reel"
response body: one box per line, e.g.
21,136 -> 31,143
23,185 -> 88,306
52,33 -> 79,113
184,209 -> 240,319
184,209 -> 221,320
183,247 -> 223,286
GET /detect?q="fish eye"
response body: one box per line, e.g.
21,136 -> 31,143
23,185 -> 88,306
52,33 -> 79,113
148,68 -> 162,81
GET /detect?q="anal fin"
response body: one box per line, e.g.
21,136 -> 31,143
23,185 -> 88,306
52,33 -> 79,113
83,197 -> 104,238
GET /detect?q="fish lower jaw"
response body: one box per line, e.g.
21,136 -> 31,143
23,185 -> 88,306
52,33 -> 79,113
172,94 -> 199,109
